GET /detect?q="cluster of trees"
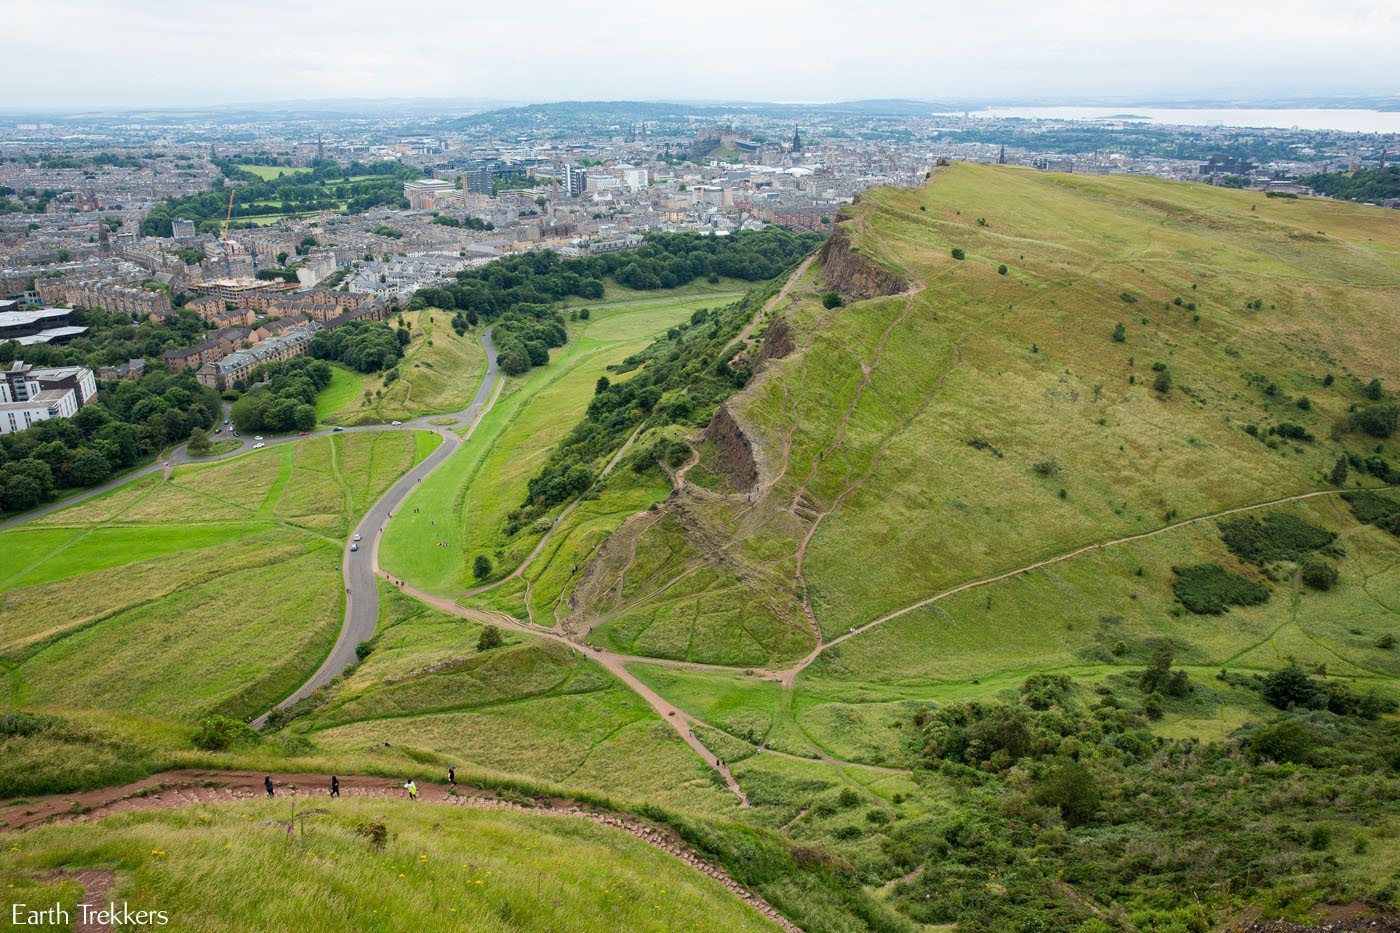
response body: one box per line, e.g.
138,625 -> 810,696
141,159 -> 420,236
1,307 -> 208,371
432,214 -> 493,230
492,305 -> 567,376
308,320 -> 407,373
1300,165 -> 1400,204
409,228 -> 822,324
0,370 -> 220,513
229,357 -> 331,433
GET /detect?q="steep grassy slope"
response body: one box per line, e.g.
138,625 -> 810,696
578,163 -> 1399,675
317,309 -> 487,425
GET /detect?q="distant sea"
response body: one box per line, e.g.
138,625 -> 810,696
962,106 -> 1400,134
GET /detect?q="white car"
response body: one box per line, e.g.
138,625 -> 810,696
391,420 -> 402,426
350,542 -> 359,552
254,435 -> 264,441
353,533 -> 362,542
253,442 -> 266,449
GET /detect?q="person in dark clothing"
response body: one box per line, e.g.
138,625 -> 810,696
264,776 -> 274,797
448,766 -> 456,787
330,775 -> 340,797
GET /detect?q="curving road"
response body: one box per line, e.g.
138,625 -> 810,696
251,328 -> 500,726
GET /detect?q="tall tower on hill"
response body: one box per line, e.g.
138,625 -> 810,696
791,126 -> 802,152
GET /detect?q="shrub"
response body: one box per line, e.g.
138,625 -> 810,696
355,640 -> 374,660
997,264 -> 1008,275
950,248 -> 965,260
1172,564 -> 1269,614
1218,512 -> 1335,564
1300,557 -> 1339,591
1112,322 -> 1126,342
1152,370 -> 1173,394
1031,761 -> 1100,827
1377,633 -> 1395,650
1032,457 -> 1059,478
476,626 -> 504,652
192,715 -> 259,751
821,291 -> 844,309
1352,404 -> 1397,438
1250,719 -> 1311,764
472,555 -> 492,580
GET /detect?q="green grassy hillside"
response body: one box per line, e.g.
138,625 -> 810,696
558,164 -> 1400,926
0,432 -> 437,724
1,798 -> 775,932
317,309 -> 487,425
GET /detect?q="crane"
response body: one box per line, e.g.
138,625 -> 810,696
221,188 -> 235,278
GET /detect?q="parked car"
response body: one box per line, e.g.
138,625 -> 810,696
332,427 -> 343,432
254,435 -> 264,441
253,442 -> 266,449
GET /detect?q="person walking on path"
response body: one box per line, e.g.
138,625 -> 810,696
447,766 -> 456,787
330,775 -> 340,798
404,780 -> 418,801
264,776 -> 274,797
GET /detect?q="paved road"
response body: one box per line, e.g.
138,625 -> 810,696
251,328 -> 500,726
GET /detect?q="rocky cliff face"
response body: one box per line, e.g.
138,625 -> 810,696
703,403 -> 759,493
752,317 -> 794,367
818,225 -> 907,299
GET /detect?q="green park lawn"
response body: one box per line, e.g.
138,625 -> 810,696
238,164 -> 311,180
0,431 -> 437,723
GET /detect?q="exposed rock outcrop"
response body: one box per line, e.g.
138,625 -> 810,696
752,317 -> 793,367
817,225 -> 907,299
703,403 -> 759,493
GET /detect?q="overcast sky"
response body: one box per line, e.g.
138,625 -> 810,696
3,0 -> 1396,110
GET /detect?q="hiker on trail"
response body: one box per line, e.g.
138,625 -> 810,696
404,780 -> 418,800
330,776 -> 340,798
264,776 -> 274,797
448,766 -> 456,787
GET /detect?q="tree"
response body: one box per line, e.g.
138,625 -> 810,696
595,376 -> 610,394
1261,664 -> 1317,710
821,291 -> 844,309
472,554 -> 492,580
187,427 -> 211,457
476,625 -> 504,652
1153,369 -> 1173,394
1364,378 -> 1383,401
66,447 -> 112,487
1329,454 -> 1349,486
1140,640 -> 1190,696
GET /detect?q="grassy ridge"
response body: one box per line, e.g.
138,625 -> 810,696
317,309 -> 487,426
0,798 -> 775,932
